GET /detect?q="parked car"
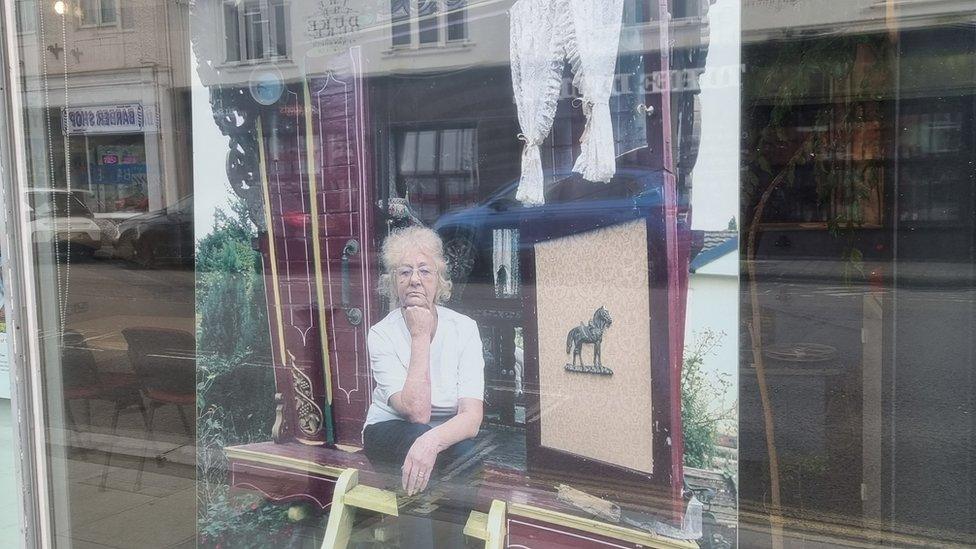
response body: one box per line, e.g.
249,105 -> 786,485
432,167 -> 669,283
115,195 -> 193,268
27,189 -> 102,259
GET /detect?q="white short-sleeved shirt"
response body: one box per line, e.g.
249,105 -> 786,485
364,305 -> 485,429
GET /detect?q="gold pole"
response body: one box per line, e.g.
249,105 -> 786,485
256,117 -> 288,369
303,79 -> 335,406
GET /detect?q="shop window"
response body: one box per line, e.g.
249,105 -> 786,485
389,0 -> 468,49
67,135 -> 149,214
756,100 -> 886,228
79,0 -> 117,26
223,0 -> 289,63
898,103 -> 968,223
395,127 -> 477,224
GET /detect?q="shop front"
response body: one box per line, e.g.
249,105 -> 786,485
61,102 -> 156,217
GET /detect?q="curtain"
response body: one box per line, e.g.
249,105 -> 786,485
510,0 -> 625,205
562,0 -> 625,183
510,0 -> 565,206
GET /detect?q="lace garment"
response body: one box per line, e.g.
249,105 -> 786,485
562,0 -> 625,182
510,0 -> 564,206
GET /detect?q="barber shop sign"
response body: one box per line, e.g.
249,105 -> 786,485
62,103 -> 159,136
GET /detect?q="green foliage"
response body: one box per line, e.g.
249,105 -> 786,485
197,198 -> 267,358
682,329 -> 735,469
196,196 -> 282,546
198,489 -> 295,549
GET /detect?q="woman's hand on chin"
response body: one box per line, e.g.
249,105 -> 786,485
403,305 -> 435,340
401,431 -> 442,495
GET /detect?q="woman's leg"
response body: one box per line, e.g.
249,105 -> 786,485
363,421 -> 436,547
363,420 -> 432,467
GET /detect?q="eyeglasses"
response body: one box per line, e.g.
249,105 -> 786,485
395,265 -> 436,282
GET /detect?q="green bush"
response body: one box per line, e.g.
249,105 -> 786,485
196,197 -> 284,546
681,329 -> 735,469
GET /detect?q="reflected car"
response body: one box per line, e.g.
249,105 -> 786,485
432,168 -> 667,282
27,189 -> 102,259
116,195 -> 193,268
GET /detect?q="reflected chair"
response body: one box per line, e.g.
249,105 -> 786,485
61,331 -> 100,443
58,331 -> 150,490
121,327 -> 195,488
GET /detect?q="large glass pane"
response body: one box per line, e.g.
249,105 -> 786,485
5,0 -> 197,544
1,0 -> 974,548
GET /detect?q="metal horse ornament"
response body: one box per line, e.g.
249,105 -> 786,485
565,306 -> 614,375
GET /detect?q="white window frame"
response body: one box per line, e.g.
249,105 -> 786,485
221,0 -> 291,65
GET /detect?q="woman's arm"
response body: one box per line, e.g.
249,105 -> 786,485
430,397 -> 483,446
401,398 -> 483,495
389,335 -> 432,423
388,305 -> 436,424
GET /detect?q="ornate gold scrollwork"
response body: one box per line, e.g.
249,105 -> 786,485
288,352 -> 324,437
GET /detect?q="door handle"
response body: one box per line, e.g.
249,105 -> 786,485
340,239 -> 363,326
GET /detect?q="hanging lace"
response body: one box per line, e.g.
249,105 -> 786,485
510,0 -> 565,206
562,0 -> 625,183
510,0 -> 624,204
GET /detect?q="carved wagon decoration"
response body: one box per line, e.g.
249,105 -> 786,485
190,0 -> 705,546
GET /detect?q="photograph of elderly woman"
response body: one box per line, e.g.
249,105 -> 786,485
190,1 -> 739,547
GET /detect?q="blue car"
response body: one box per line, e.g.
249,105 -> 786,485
433,168 -> 669,284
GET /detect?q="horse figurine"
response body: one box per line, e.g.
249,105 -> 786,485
565,306 -> 613,375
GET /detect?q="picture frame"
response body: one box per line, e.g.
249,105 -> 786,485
519,175 -> 687,519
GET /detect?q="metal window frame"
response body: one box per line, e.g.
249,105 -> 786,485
0,0 -> 57,545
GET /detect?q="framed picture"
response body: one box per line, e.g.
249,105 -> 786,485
519,183 -> 686,517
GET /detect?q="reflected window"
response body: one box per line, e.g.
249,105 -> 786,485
223,0 -> 289,63
396,127 -> 477,224
80,0 -> 117,26
898,100 -> 968,223
390,0 -> 467,48
390,0 -> 410,46
547,57 -> 647,176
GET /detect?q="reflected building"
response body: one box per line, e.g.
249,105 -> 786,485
740,0 -> 976,543
16,0 -> 192,217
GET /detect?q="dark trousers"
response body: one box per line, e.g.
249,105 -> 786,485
362,420 -> 480,548
363,419 -> 478,473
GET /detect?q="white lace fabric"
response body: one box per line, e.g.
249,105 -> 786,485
510,0 -> 565,206
510,0 -> 625,205
563,0 -> 625,183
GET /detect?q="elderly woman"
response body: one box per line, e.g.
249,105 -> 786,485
363,226 -> 484,497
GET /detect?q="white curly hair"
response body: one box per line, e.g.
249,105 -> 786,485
378,226 -> 453,306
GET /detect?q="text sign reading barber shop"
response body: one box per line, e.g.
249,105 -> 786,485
62,104 -> 159,135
